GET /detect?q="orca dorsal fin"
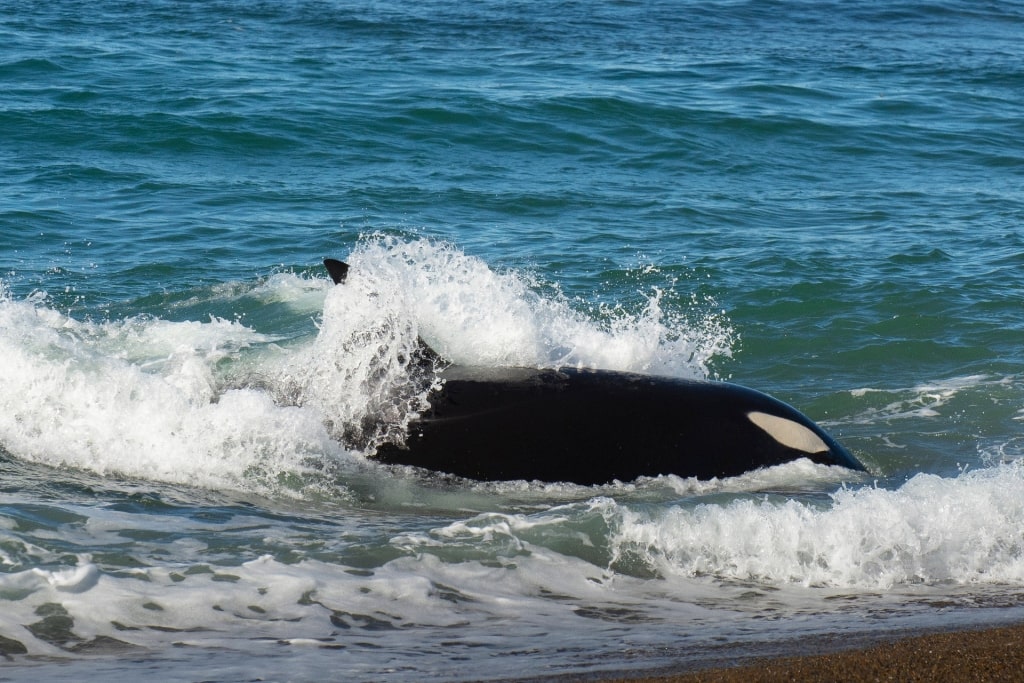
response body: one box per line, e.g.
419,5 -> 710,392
323,258 -> 349,284
322,256 -> 447,368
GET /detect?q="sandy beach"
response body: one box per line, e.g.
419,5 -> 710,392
596,622 -> 1024,682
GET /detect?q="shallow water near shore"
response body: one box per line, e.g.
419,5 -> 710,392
3,1 -> 1024,680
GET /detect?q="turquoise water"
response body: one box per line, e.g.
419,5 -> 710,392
3,1 -> 1024,679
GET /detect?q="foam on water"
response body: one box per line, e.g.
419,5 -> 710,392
847,374 -> 1000,421
0,237 -> 734,496
4,462 -> 1024,661
339,236 -> 733,378
0,283 -> 349,496
608,462 -> 1024,588
372,461 -> 1024,592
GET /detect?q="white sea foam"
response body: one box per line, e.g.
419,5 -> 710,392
340,235 -> 733,378
846,374 -> 998,421
379,462 -> 1024,591
3,464 -> 1024,660
167,271 -> 332,316
606,461 -> 1024,588
0,542 -> 629,656
0,288 -> 350,496
0,238 -> 733,496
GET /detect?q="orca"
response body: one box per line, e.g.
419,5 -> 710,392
323,258 -> 866,484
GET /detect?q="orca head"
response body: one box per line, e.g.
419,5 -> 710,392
743,404 -> 865,472
746,410 -> 829,454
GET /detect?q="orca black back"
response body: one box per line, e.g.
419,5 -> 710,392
375,366 -> 865,484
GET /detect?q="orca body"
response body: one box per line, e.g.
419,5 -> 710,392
375,365 -> 864,484
323,258 -> 866,484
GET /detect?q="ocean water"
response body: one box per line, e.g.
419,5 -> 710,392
2,0 -> 1024,680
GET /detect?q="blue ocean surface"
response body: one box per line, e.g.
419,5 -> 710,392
2,0 -> 1024,679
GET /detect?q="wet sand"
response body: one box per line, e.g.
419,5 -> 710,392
598,622 -> 1024,682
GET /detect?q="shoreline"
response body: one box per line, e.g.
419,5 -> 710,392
588,621 -> 1024,682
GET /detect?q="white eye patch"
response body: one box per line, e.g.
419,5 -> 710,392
746,411 -> 829,454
